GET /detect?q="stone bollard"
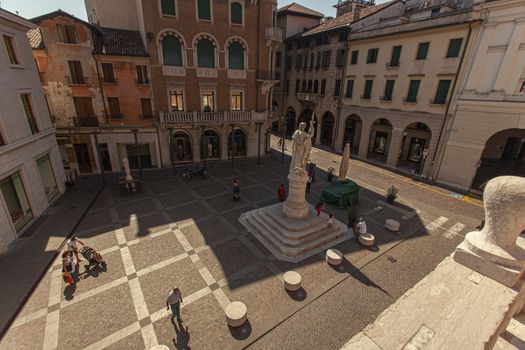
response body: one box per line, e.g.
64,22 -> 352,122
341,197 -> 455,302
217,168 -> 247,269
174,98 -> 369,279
454,176 -> 525,288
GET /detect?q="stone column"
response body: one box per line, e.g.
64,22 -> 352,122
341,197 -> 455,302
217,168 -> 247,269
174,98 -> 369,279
386,128 -> 403,168
283,171 -> 309,219
357,122 -> 371,159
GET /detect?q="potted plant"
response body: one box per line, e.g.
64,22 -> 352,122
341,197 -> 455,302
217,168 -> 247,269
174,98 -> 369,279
327,167 -> 336,182
386,185 -> 399,204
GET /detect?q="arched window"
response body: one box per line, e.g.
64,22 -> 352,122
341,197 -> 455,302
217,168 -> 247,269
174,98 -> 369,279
231,2 -> 243,24
197,39 -> 215,68
162,35 -> 183,66
228,42 -> 244,69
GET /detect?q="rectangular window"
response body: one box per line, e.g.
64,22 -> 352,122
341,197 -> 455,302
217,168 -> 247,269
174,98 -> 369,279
73,97 -> 97,126
416,42 -> 429,60
285,56 -> 292,71
309,53 -> 315,70
366,48 -> 378,64
0,172 -> 33,232
313,80 -> 319,94
56,24 -> 77,44
170,90 -> 185,111
201,90 -> 215,111
320,79 -> 327,95
198,0 -> 211,21
275,52 -> 282,67
68,60 -> 85,85
295,80 -> 300,93
383,80 -> 395,101
338,32 -> 348,42
36,155 -> 58,202
303,55 -> 308,71
136,65 -> 149,84
390,46 -> 402,67
21,94 -> 39,134
363,80 -> 373,99
351,50 -> 358,65
295,55 -> 302,70
446,38 -> 463,58
231,1 -> 242,24
406,80 -> 420,103
231,91 -> 243,111
101,63 -> 115,83
3,35 -> 19,65
322,51 -> 331,68
336,49 -> 345,67
334,79 -> 342,97
141,98 -> 153,119
161,0 -> 176,16
434,80 -> 451,104
345,80 -> 354,98
108,97 -> 122,119
285,80 -> 290,93
316,52 -> 321,69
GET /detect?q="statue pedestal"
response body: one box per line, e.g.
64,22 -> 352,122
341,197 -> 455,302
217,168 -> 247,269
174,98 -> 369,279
283,171 -> 309,219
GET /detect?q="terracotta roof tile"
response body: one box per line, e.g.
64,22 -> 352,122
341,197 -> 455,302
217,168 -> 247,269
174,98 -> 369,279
93,27 -> 148,57
278,2 -> 324,18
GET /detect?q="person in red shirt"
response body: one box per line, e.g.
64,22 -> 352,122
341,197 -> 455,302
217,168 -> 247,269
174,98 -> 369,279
277,184 -> 286,202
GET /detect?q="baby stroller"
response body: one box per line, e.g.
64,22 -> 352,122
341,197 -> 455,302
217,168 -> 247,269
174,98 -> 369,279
80,246 -> 107,271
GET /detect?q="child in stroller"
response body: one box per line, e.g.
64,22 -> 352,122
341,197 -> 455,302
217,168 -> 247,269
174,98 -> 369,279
80,246 -> 107,271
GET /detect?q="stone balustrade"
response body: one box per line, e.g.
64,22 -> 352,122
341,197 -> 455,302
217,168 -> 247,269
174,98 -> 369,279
342,176 -> 525,350
159,111 -> 268,124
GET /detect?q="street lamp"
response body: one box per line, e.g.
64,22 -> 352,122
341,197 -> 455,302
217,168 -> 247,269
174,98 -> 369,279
200,125 -> 207,170
92,130 -> 105,185
131,129 -> 142,180
231,124 -> 235,169
167,127 -> 175,176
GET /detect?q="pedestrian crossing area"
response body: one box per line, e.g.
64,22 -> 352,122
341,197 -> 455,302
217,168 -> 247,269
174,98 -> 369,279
424,216 -> 469,239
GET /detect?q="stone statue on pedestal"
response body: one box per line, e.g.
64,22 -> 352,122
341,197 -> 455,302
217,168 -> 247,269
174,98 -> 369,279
289,119 -> 314,175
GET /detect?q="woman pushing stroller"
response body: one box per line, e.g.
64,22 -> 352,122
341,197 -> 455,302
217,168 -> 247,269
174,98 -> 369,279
80,245 -> 107,271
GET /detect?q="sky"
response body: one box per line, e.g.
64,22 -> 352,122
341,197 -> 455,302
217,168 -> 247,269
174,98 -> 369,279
0,0 -> 390,22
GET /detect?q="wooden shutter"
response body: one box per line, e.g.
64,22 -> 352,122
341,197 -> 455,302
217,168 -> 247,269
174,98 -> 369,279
141,98 -> 152,118
65,25 -> 77,44
68,61 -> 83,84
108,98 -> 121,118
101,63 -> 115,82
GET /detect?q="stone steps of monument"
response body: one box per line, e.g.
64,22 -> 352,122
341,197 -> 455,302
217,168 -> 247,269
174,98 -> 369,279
253,208 -> 336,240
266,206 -> 330,233
240,211 -> 350,263
249,208 -> 339,245
495,313 -> 525,350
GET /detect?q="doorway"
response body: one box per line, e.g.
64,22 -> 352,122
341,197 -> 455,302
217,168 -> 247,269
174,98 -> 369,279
74,144 -> 93,173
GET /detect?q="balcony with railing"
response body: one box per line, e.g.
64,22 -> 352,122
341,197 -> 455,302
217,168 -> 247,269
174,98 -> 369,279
73,117 -> 99,127
265,26 -> 283,45
159,111 -> 268,124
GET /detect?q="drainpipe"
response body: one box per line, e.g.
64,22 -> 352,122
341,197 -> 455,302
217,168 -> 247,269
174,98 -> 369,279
255,0 -> 261,111
333,26 -> 350,152
92,51 -> 109,126
431,22 -> 473,182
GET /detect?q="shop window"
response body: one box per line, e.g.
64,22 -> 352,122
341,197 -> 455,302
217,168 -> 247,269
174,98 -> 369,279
231,2 -> 243,24
228,129 -> 246,157
161,0 -> 176,16
197,39 -> 215,68
56,24 -> 77,44
197,0 -> 211,21
21,94 -> 39,134
162,35 -> 183,66
201,130 -> 220,159
228,42 -> 244,69
3,35 -> 19,65
231,91 -> 243,111
170,90 -> 185,111
0,172 -> 33,232
37,154 -> 58,202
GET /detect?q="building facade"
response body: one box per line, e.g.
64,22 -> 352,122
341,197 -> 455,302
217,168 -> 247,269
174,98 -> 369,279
0,9 -> 65,253
86,0 -> 281,167
341,1 -> 476,177
29,10 -> 159,176
436,0 -> 525,192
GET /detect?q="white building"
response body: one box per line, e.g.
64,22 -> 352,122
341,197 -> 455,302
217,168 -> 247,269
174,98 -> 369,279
0,9 -> 65,253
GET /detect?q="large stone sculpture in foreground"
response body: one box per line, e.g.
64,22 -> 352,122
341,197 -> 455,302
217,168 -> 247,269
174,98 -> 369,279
240,119 -> 350,263
342,176 -> 525,350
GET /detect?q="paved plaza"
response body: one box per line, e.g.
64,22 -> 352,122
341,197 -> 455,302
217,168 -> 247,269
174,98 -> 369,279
0,144 -> 484,350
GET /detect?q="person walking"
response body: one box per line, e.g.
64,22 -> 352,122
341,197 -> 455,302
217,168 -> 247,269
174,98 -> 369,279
62,251 -> 78,284
277,184 -> 286,202
355,217 -> 367,240
315,201 -> 325,216
233,178 -> 240,201
66,237 -> 84,264
166,287 -> 183,323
